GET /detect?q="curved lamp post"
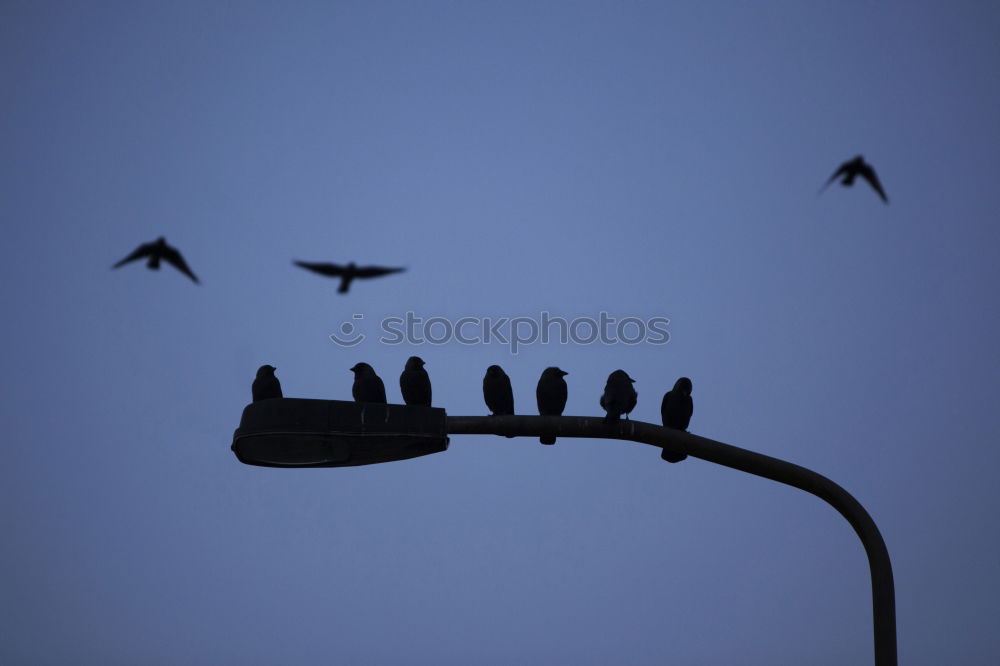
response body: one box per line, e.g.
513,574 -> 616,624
232,399 -> 896,666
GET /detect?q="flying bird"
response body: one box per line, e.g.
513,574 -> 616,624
600,369 -> 637,423
536,367 -> 568,445
350,362 -> 387,403
252,365 -> 283,402
483,365 -> 515,437
399,356 -> 432,406
112,236 -> 199,283
819,155 -> 888,203
294,261 -> 405,293
660,377 -> 693,463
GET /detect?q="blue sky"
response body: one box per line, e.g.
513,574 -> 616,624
3,1 -> 999,663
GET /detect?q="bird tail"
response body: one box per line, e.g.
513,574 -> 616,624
660,449 -> 687,463
604,413 -> 618,424
540,436 -> 556,445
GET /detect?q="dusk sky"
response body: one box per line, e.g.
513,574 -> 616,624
3,2 -> 999,664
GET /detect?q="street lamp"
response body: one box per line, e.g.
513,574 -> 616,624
232,398 -> 896,666
232,398 -> 448,467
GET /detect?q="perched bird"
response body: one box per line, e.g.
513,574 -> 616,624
484,365 -> 514,415
112,236 -> 200,283
483,365 -> 515,437
252,365 -> 282,402
294,260 -> 405,293
536,367 -> 568,445
600,369 -> 637,423
399,356 -> 432,406
660,377 -> 693,463
350,362 -> 387,403
819,155 -> 888,203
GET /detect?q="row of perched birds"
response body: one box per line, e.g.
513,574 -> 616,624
252,359 -> 694,450
113,155 -> 887,286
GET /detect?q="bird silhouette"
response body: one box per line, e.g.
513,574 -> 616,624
294,261 -> 405,293
483,365 -> 515,437
484,365 -> 514,415
600,369 -> 637,423
113,237 -> 199,283
660,377 -> 693,463
536,367 -> 568,445
399,356 -> 432,406
350,362 -> 387,403
252,365 -> 282,402
819,155 -> 888,203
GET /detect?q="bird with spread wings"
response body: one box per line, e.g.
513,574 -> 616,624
819,155 -> 889,204
293,260 -> 405,293
113,237 -> 200,283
